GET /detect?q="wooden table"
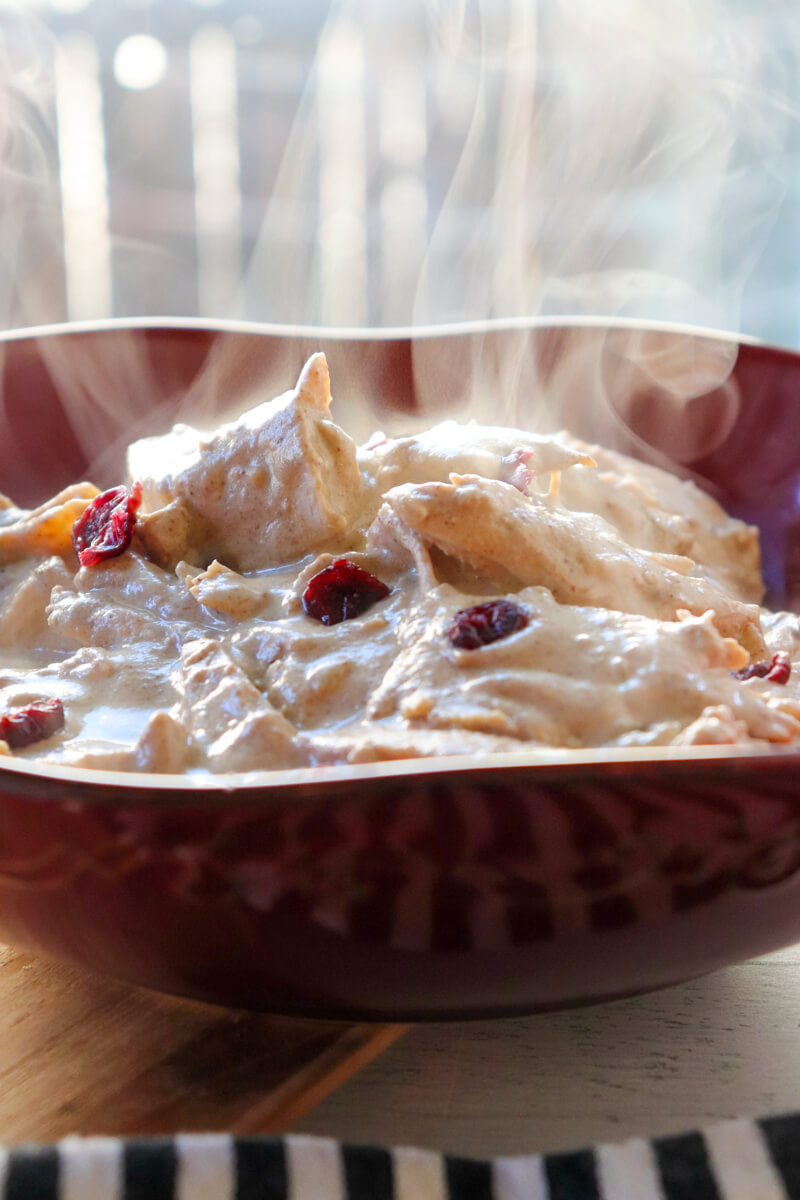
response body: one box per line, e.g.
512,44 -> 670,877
0,944 -> 404,1143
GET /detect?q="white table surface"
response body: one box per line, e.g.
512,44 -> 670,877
297,945 -> 800,1161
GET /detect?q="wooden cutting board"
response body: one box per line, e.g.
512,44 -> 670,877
0,944 -> 406,1142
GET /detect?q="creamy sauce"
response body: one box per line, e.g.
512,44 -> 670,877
1,351 -> 798,774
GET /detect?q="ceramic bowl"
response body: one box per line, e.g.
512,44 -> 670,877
1,318 -> 799,1020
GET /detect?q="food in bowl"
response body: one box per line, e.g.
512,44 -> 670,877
1,351 -> 798,775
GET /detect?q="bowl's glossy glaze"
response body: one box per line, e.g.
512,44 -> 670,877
1,319 -> 800,1020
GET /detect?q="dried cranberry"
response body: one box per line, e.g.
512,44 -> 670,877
72,482 -> 142,567
447,599 -> 529,649
302,558 -> 391,626
0,698 -> 65,749
731,651 -> 792,685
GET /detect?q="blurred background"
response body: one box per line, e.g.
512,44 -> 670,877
0,0 -> 799,344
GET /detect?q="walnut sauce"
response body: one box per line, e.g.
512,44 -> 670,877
1,352 -> 799,774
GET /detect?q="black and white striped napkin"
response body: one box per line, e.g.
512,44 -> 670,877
2,1114 -> 800,1199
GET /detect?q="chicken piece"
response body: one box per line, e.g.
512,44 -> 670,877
384,474 -> 765,656
62,711 -> 192,774
132,710 -> 193,772
0,483 -> 99,565
366,585 -> 793,749
671,705 -> 752,745
557,434 -> 763,604
358,420 -> 596,504
175,638 -> 304,771
761,609 -> 800,659
180,560 -> 273,621
128,353 -> 362,571
0,557 -> 74,649
47,554 -> 210,653
135,497 -> 197,570
304,725 -> 534,764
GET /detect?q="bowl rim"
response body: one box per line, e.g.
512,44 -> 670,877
0,313 -> 768,347
1,741 -> 799,804
1,316 -> 797,804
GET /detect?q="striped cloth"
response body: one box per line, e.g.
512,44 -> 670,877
1,1115 -> 800,1199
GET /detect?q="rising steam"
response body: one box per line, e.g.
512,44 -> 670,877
237,0 -> 800,458
241,0 -> 799,338
415,0 -> 794,333
0,0 -> 799,495
0,10 -> 66,330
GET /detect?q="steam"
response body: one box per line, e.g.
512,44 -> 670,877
414,0 -> 793,333
239,0 -> 798,339
400,0 -> 798,452
0,10 -> 65,330
0,0 -> 799,496
1,0 -> 797,336
235,0 -> 800,462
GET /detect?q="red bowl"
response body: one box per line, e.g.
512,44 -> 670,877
1,318 -> 800,1020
